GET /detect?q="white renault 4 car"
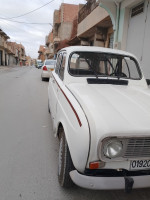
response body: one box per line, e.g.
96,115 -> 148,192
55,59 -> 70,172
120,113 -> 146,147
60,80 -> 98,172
48,46 -> 150,192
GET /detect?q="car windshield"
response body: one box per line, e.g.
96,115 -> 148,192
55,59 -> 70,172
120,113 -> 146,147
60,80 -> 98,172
69,52 -> 142,80
45,60 -> 56,65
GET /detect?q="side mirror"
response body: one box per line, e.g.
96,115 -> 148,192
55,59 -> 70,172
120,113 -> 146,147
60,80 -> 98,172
146,79 -> 150,85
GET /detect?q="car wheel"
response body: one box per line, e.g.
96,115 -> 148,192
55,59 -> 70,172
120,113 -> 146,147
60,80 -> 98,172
58,129 -> 74,188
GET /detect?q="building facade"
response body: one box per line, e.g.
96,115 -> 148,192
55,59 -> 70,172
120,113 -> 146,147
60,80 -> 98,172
53,3 -> 80,54
98,0 -> 150,78
18,44 -> 26,66
7,42 -> 17,66
69,0 -> 113,48
38,45 -> 46,62
0,28 -> 26,67
0,29 -> 10,66
45,31 -> 54,59
25,56 -> 35,66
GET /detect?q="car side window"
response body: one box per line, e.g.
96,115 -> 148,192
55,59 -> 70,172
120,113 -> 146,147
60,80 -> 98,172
59,53 -> 66,81
55,53 -> 62,74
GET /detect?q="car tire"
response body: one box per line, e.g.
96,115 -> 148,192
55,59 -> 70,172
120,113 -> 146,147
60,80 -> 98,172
58,129 -> 74,188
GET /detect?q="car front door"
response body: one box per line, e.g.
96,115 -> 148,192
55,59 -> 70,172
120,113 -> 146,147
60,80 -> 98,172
48,53 -> 63,132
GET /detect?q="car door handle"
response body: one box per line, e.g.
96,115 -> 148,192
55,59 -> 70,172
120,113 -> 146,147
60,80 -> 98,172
52,79 -> 55,83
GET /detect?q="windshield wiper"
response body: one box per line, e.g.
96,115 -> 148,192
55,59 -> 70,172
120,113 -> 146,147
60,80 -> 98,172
85,58 -> 99,79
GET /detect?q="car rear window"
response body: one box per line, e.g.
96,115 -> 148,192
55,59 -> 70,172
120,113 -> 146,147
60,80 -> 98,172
69,52 -> 142,80
45,60 -> 56,65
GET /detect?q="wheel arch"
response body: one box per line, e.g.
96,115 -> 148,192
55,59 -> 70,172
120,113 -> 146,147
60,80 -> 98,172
57,122 -> 64,139
56,121 -> 75,164
56,120 -> 90,173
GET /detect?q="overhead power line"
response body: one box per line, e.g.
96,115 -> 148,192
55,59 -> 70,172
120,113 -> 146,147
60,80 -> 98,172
1,0 -> 55,20
0,18 -> 53,25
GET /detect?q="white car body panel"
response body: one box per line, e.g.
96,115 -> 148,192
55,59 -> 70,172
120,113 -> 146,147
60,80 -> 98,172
48,46 -> 150,190
68,83 -> 150,166
48,72 -> 90,172
70,170 -> 150,190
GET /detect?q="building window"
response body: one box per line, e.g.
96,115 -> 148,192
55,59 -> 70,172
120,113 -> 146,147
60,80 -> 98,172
131,2 -> 144,17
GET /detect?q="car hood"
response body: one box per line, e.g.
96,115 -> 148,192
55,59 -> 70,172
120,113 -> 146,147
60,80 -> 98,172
67,83 -> 150,140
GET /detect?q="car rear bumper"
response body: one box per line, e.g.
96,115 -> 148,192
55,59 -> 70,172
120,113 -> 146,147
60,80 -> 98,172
41,71 -> 50,78
70,170 -> 150,190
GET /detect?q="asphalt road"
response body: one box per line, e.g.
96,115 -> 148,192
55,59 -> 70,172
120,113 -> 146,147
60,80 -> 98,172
0,66 -> 150,200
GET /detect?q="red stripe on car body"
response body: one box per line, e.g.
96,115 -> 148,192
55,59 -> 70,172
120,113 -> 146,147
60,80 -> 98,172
52,74 -> 82,127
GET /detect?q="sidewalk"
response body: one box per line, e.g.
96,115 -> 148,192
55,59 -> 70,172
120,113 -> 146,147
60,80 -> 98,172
0,65 -> 24,72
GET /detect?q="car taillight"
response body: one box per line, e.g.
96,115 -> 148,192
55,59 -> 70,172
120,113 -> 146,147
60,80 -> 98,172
43,66 -> 47,71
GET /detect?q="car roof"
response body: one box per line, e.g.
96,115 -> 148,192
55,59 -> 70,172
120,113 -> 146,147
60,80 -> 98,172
59,46 -> 137,59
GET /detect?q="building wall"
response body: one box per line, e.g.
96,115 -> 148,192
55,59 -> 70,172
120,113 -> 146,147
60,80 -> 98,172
0,50 -> 2,65
2,49 -> 5,65
94,33 -> 105,47
0,38 -> 8,66
99,0 -> 143,49
39,54 -> 45,62
60,22 -> 73,41
99,0 -> 150,78
5,53 -> 9,66
0,40 -> 26,66
9,55 -> 16,66
0,48 -> 4,65
78,6 -> 109,37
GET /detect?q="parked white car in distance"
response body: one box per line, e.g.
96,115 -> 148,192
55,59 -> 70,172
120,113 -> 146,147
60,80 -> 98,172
41,59 -> 56,81
48,46 -> 150,192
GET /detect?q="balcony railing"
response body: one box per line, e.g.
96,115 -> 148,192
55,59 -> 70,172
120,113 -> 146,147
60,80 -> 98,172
78,0 -> 98,23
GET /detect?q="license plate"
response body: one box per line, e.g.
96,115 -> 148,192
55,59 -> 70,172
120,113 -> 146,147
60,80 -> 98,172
130,160 -> 150,170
